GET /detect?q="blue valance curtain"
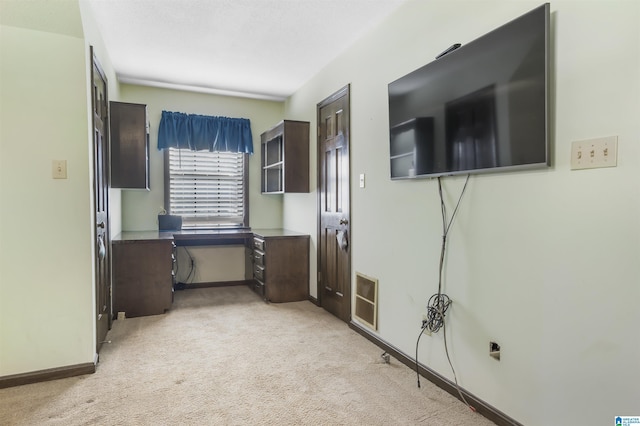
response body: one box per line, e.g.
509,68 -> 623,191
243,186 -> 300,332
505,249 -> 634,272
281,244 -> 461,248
157,111 -> 253,154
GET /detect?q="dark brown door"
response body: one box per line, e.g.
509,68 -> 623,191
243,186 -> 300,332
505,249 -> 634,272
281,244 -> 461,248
91,48 -> 111,352
317,85 -> 351,322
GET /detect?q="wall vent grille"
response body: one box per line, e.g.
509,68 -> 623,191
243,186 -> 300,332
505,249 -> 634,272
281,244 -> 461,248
354,272 -> 378,330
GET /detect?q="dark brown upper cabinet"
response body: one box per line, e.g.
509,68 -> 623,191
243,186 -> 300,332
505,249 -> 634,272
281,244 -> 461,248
260,120 -> 309,194
110,101 -> 149,190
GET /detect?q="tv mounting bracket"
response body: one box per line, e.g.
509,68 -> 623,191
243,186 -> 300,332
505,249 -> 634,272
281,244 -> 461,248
436,43 -> 462,59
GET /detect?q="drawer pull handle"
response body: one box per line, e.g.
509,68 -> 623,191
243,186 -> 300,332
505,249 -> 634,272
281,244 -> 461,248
325,286 -> 332,292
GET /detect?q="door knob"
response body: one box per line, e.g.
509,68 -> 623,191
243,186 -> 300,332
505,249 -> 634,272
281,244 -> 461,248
339,218 -> 349,225
97,221 -> 105,229
97,235 -> 106,261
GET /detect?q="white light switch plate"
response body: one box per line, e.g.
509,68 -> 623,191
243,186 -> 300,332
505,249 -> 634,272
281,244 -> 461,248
359,173 -> 365,188
570,136 -> 617,170
52,160 -> 67,179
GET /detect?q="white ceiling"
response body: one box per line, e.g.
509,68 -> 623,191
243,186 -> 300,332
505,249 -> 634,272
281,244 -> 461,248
86,0 -> 406,101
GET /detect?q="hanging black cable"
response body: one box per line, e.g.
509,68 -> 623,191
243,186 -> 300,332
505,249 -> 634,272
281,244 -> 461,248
414,174 -> 475,413
175,247 -> 196,290
415,322 -> 428,388
443,318 -> 474,411
424,174 -> 469,333
184,247 -> 196,283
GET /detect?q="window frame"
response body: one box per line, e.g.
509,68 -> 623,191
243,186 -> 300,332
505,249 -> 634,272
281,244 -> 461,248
163,148 -> 250,230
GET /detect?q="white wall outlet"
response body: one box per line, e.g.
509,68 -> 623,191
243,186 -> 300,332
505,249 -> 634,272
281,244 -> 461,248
421,314 -> 432,336
490,341 -> 501,361
359,173 -> 365,188
52,160 -> 67,179
570,136 -> 618,170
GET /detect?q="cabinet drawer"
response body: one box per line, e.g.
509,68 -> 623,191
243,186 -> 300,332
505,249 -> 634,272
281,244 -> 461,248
253,237 -> 265,251
253,250 -> 265,267
253,264 -> 265,281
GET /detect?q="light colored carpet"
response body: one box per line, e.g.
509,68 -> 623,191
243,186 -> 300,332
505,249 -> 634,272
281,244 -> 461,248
0,286 -> 495,425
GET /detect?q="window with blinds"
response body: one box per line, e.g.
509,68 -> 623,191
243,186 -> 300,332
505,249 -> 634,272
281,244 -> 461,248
165,148 -> 248,229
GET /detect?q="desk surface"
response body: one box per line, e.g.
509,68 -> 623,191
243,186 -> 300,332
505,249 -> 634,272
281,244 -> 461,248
113,228 -> 308,244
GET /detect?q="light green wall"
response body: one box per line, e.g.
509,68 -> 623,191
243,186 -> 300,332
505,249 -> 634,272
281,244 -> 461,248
0,0 -> 122,377
175,246 -> 246,283
118,84 -> 284,231
0,24 -> 95,374
284,1 -> 640,425
0,0 -> 83,38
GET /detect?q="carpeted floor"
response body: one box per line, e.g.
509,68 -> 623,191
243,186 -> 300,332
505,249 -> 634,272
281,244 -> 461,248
0,286 -> 495,425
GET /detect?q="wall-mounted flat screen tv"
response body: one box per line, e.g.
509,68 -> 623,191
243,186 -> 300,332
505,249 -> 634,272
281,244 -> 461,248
388,3 -> 550,179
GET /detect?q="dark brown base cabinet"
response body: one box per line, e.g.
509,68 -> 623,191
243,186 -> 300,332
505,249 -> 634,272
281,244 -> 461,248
112,240 -> 173,317
251,232 -> 309,303
111,229 -> 308,317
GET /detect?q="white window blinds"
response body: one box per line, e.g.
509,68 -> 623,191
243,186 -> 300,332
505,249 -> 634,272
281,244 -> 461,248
167,148 -> 247,229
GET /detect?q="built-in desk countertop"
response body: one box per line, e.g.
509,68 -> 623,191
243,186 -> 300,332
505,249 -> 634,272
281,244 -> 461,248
113,228 -> 307,246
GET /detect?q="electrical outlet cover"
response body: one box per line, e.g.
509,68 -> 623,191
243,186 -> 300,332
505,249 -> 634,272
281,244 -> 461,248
571,136 -> 617,170
52,160 -> 67,179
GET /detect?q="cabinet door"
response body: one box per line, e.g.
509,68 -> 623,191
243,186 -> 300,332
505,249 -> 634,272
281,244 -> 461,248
110,101 -> 149,189
282,120 -> 309,193
112,240 -> 172,317
260,120 -> 309,193
263,236 -> 309,302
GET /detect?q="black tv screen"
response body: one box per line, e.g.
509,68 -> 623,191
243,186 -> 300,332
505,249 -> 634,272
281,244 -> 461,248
388,3 -> 550,179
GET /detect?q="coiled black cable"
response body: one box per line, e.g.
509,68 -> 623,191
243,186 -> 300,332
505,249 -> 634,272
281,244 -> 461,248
425,293 -> 452,333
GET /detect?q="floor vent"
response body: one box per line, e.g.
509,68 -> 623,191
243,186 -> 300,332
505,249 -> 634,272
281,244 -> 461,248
355,273 -> 378,330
